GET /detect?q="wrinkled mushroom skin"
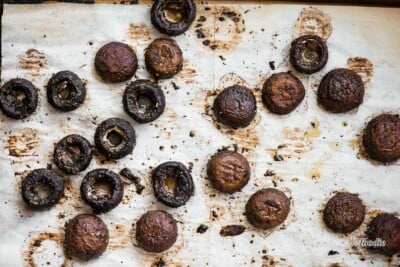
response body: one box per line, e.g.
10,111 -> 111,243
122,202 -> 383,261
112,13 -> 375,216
362,114 -> 400,163
366,213 -> 400,256
53,134 -> 93,175
145,38 -> 183,79
47,71 -> 86,111
151,0 -> 196,36
21,168 -> 64,210
323,192 -> 365,233
94,118 -> 136,160
135,210 -> 178,253
0,78 -> 38,119
213,85 -> 257,129
64,214 -> 109,261
245,188 -> 290,230
290,35 -> 328,74
207,150 -> 250,193
152,161 -> 194,208
95,42 -> 138,83
80,168 -> 124,213
262,72 -> 305,115
123,79 -> 166,123
318,68 -> 364,113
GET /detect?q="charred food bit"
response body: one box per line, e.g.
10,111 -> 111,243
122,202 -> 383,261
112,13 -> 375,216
220,225 -> 245,237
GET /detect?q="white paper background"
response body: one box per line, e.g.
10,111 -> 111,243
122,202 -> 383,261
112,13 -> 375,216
1,2 -> 400,267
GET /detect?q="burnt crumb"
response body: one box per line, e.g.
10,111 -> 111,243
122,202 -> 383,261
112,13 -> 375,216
211,210 -> 218,220
328,250 -> 339,256
219,55 -> 226,61
198,16 -> 207,22
196,224 -> 209,234
218,16 -> 225,21
152,258 -> 166,267
195,29 -> 205,39
311,121 -> 317,128
273,153 -> 284,161
264,169 -> 275,176
189,130 -> 195,137
188,162 -> 194,173
203,40 -> 211,46
33,240 -> 41,247
210,45 -> 218,50
220,225 -> 245,237
171,81 -> 180,90
269,61 -> 275,70
159,146 -> 164,151
119,168 -> 145,194
205,7 -> 211,11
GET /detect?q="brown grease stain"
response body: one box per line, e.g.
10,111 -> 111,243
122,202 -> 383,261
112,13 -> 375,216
5,128 -> 40,157
194,6 -> 245,52
126,23 -> 151,41
266,122 -> 320,160
109,224 -> 130,250
151,258 -> 183,267
19,49 -> 49,76
165,108 -> 178,123
293,7 -> 332,40
23,232 -> 70,267
346,57 -> 374,84
260,248 -> 293,267
307,159 -> 324,180
176,59 -> 197,84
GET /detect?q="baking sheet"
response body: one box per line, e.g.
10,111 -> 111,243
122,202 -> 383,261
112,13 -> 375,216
1,2 -> 400,267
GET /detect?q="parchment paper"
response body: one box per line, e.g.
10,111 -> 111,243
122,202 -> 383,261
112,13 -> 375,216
1,2 -> 400,267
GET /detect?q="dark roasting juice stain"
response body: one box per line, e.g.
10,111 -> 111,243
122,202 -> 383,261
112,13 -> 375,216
266,122 -> 320,161
176,59 -> 197,84
194,6 -> 245,52
346,57 -> 374,84
126,23 -> 151,41
293,7 -> 332,40
24,232 -> 70,267
19,49 -> 49,76
109,223 -> 130,250
4,128 -> 40,157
